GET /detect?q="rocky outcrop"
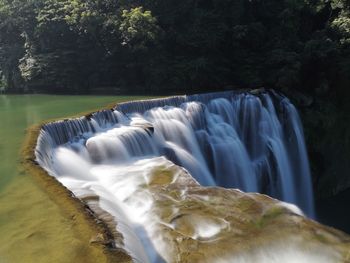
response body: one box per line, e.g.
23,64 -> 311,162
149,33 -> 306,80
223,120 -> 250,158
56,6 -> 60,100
84,159 -> 350,262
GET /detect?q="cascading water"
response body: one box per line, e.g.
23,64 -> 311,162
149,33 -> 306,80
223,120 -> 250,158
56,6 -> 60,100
35,90 -> 315,262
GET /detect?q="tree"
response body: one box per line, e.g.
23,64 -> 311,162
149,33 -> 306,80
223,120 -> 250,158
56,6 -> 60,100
119,7 -> 160,50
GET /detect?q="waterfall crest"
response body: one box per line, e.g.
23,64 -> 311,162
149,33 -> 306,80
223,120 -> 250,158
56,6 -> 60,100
35,90 -> 315,261
36,90 -> 314,215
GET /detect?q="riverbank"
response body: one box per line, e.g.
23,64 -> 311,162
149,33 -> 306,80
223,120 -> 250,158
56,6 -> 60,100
0,95 -> 153,262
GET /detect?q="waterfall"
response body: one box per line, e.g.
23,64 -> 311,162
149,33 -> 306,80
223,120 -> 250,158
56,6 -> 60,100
35,90 -> 315,262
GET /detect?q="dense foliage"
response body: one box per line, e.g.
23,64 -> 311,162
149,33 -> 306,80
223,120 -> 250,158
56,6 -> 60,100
0,0 -> 349,97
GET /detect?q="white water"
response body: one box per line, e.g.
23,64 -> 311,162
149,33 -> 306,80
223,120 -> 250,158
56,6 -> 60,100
35,90 -> 317,262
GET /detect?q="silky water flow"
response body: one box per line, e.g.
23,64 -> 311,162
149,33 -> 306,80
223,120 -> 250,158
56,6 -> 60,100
35,90 -> 316,262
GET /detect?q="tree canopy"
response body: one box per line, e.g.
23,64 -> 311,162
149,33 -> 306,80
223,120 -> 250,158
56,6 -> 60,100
0,0 -> 349,98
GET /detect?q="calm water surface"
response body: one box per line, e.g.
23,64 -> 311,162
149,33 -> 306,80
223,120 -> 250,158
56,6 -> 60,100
0,95 -> 151,263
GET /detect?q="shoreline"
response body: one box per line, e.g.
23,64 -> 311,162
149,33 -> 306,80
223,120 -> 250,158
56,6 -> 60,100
20,103 -> 136,263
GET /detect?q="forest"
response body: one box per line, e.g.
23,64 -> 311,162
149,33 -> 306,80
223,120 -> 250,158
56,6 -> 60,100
0,0 -> 349,98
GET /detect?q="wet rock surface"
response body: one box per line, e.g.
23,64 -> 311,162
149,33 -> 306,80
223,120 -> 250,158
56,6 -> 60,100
127,163 -> 350,262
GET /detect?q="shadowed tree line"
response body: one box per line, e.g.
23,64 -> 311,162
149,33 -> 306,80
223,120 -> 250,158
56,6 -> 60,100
0,0 -> 349,98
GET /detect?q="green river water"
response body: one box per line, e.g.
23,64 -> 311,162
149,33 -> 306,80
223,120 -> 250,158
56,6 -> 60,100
0,95 -> 151,263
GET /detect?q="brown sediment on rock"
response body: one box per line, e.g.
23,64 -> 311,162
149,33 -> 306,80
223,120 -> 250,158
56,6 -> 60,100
138,165 -> 350,262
